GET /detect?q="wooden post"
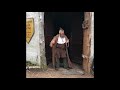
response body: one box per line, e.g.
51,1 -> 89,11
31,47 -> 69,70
82,12 -> 91,73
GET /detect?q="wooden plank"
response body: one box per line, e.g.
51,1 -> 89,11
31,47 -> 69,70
82,12 -> 91,73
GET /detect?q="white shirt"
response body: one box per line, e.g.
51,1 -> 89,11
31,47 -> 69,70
57,36 -> 66,44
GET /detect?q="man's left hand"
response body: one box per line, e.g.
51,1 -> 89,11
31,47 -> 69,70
66,40 -> 69,43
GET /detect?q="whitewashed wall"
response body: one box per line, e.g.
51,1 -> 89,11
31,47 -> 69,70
26,12 -> 47,68
90,12 -> 94,62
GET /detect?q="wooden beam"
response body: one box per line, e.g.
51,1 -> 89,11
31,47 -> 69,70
82,12 -> 91,73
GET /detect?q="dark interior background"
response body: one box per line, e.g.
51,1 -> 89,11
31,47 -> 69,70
44,12 -> 84,65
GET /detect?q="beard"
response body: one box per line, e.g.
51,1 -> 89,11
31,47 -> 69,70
60,34 -> 64,38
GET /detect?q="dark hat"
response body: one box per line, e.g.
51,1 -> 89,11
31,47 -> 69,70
59,27 -> 64,31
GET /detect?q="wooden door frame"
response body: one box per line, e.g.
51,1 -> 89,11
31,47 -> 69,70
82,12 -> 93,74
43,12 -> 94,73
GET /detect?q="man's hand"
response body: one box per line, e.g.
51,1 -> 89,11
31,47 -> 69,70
50,40 -> 55,47
66,40 -> 69,47
66,40 -> 69,43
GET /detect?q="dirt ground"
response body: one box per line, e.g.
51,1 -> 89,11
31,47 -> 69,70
26,63 -> 94,78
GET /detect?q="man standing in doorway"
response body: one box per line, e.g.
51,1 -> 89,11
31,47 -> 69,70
50,27 -> 72,70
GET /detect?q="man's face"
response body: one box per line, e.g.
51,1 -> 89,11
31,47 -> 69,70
61,31 -> 64,35
60,30 -> 64,37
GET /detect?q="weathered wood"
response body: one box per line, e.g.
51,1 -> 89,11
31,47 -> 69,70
82,12 -> 91,73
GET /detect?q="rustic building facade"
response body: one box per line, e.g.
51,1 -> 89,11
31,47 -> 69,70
26,12 -> 47,69
26,12 -> 94,73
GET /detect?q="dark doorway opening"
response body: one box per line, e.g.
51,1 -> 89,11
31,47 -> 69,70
44,12 -> 84,66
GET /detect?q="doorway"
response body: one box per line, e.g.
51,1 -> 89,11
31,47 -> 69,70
44,12 -> 84,67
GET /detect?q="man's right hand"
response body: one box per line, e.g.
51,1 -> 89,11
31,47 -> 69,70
50,40 -> 55,47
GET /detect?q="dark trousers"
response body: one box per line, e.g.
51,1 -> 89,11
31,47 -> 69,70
55,58 -> 68,68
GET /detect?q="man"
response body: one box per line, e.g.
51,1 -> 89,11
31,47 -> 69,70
50,28 -> 72,70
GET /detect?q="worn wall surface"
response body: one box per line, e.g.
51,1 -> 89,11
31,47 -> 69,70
90,12 -> 94,62
26,12 -> 46,68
